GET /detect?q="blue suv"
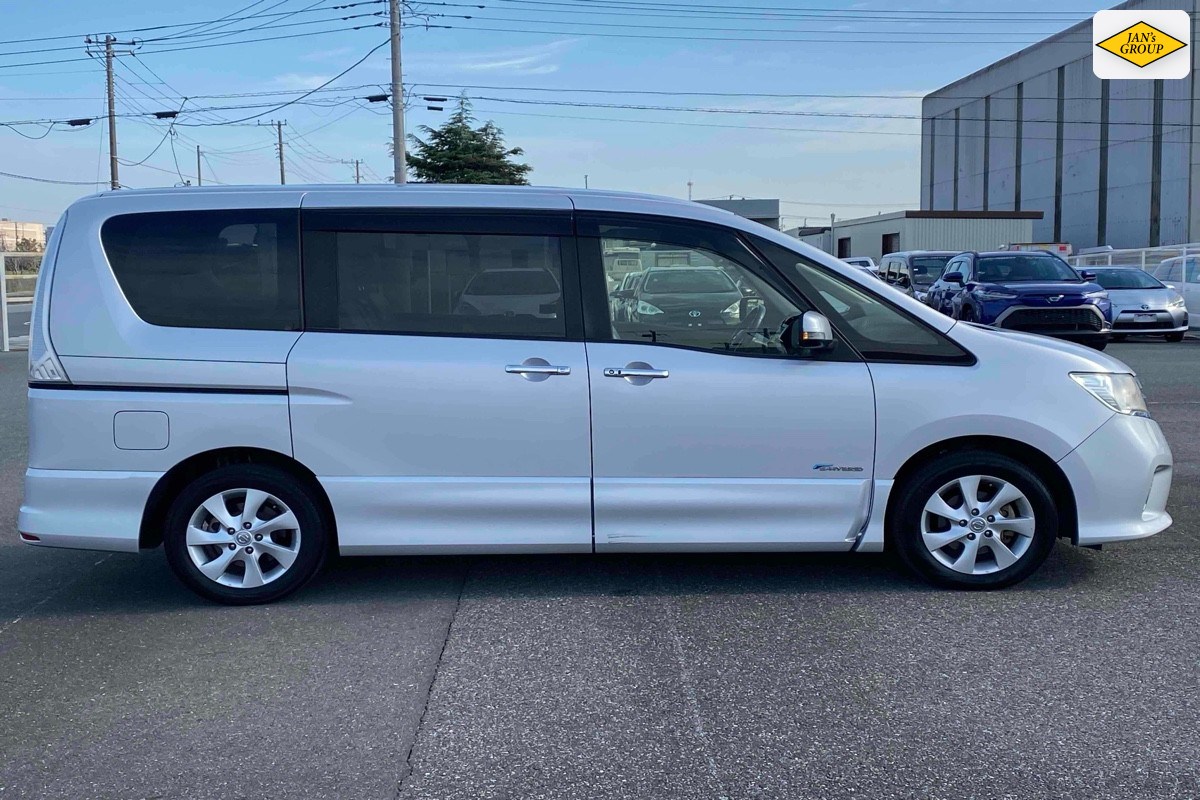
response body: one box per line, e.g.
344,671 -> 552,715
924,251 -> 1113,350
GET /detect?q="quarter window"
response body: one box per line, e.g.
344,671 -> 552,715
101,210 -> 300,331
304,230 -> 567,338
749,236 -> 974,364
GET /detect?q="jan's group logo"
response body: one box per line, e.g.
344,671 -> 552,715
1093,10 -> 1190,79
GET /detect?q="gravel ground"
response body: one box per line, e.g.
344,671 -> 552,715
0,338 -> 1197,800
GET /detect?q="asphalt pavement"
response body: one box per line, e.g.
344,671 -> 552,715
0,339 -> 1198,799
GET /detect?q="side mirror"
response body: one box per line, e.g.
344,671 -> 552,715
1080,270 -> 1097,280
943,271 -> 964,284
782,312 -> 837,356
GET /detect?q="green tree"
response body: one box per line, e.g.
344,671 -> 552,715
403,98 -> 531,185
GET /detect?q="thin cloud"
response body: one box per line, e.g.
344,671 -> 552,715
409,39 -> 578,76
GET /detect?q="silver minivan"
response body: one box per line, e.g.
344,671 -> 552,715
21,186 -> 1173,603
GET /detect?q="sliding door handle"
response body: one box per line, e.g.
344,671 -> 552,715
604,367 -> 669,380
506,364 -> 571,376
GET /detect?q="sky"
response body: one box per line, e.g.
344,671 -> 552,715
0,0 -> 1113,228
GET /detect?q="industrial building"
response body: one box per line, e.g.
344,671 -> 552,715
0,219 -> 46,251
788,210 -> 1040,263
921,0 -> 1200,250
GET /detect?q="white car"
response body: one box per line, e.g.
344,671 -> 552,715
842,256 -> 878,275
21,186 -> 1173,603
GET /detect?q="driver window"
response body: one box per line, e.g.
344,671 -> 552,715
601,237 -> 805,355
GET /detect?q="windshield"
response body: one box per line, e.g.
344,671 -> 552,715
909,256 -> 951,285
465,270 -> 559,296
643,270 -> 737,294
975,255 -> 1080,283
1091,268 -> 1164,290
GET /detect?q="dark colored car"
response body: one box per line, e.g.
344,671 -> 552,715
619,267 -> 745,329
928,251 -> 1113,350
880,251 -> 957,301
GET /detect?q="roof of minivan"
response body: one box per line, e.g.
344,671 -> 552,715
95,183 -> 696,206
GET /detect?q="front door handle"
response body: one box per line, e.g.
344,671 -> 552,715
604,367 -> 669,380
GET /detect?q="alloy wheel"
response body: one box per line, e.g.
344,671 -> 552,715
185,488 -> 302,589
920,474 -> 1036,575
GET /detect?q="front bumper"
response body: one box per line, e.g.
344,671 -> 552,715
18,468 -> 159,553
1112,308 -> 1188,334
1057,414 -> 1173,546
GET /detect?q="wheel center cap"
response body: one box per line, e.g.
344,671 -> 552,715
235,531 -> 253,546
970,519 -> 987,533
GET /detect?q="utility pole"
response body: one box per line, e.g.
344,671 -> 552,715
584,174 -> 588,189
354,159 -> 361,184
105,36 -> 119,190
687,180 -> 693,201
277,121 -> 285,185
196,145 -> 202,186
389,0 -> 406,184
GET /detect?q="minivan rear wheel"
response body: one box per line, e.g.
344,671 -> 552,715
890,451 -> 1058,589
163,465 -> 329,604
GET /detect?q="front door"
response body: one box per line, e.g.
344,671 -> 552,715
288,206 -> 593,553
579,215 -> 877,551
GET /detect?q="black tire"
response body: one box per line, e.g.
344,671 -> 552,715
958,305 -> 976,323
1166,332 -> 1185,343
1087,340 -> 1108,351
890,451 -> 1059,590
163,464 -> 330,605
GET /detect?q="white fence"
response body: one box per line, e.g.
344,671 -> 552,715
0,252 -> 40,352
1068,244 -> 1198,271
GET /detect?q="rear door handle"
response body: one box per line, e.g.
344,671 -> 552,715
506,364 -> 571,376
604,367 -> 669,380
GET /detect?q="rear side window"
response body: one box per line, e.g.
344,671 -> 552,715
304,229 -> 567,339
101,210 -> 300,331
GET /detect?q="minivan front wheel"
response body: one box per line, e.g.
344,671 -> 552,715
891,452 -> 1058,589
163,465 -> 329,604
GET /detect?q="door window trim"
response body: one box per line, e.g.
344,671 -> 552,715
300,208 -> 585,342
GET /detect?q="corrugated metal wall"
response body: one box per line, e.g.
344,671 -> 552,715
907,219 -> 1035,252
921,0 -> 1198,250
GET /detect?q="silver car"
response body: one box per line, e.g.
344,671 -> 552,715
1090,267 -> 1189,342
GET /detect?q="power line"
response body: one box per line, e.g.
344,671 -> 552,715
0,169 -> 103,186
0,1 -> 385,47
175,38 -> 390,126
425,12 -> 1094,38
422,21 -> 1093,44
491,0 -> 1097,17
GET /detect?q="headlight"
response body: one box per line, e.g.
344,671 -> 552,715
1070,372 -> 1149,418
1167,294 -> 1186,309
977,289 -> 1018,300
1085,290 -> 1109,300
636,300 -> 663,316
721,300 -> 741,321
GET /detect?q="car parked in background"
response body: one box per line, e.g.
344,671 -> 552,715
842,256 -> 877,275
880,251 -> 957,302
624,266 -> 748,330
455,267 -> 563,320
930,251 -> 1112,350
1089,267 -> 1188,342
609,270 -> 643,321
1152,256 -> 1199,331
